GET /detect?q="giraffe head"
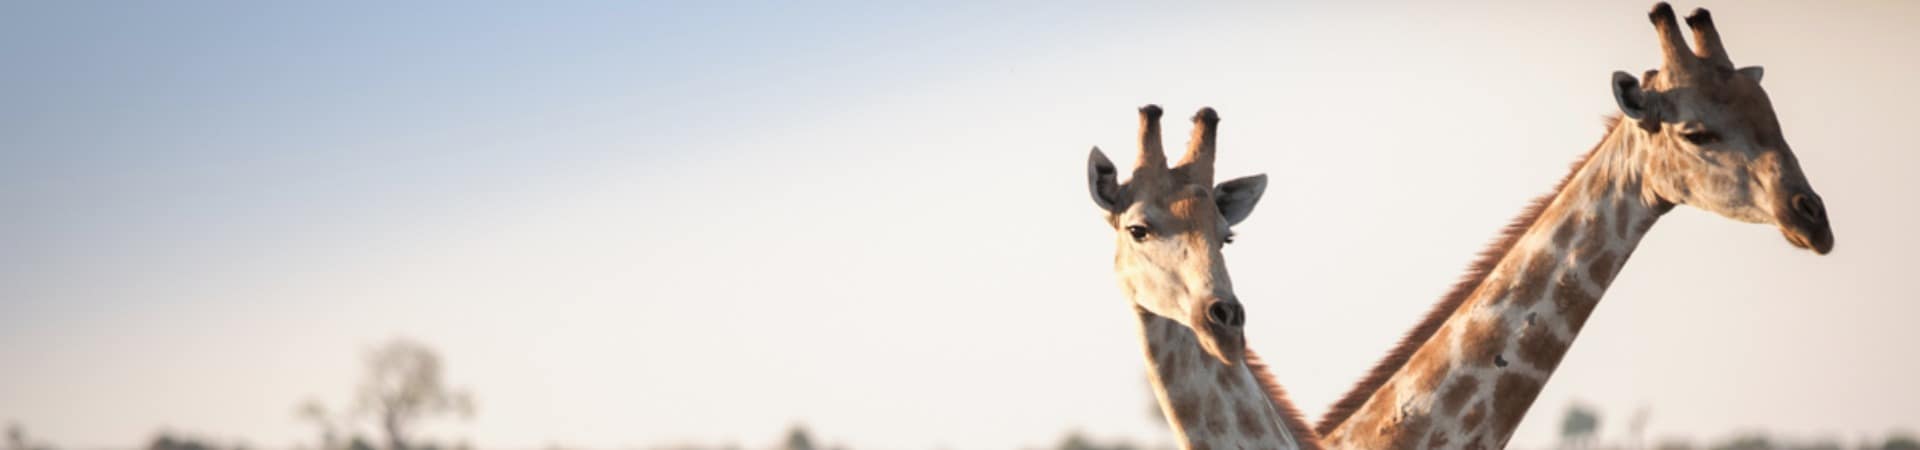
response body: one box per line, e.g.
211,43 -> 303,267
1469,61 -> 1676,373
1610,3 -> 1834,254
1086,105 -> 1268,366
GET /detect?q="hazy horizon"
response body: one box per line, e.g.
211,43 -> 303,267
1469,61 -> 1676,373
4,1 -> 1917,449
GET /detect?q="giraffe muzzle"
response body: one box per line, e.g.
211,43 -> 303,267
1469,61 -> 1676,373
1778,190 -> 1834,255
1192,298 -> 1248,365
1206,301 -> 1246,327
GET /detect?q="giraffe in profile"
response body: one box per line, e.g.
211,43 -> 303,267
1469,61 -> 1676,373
1313,3 -> 1835,449
1084,105 -> 1320,450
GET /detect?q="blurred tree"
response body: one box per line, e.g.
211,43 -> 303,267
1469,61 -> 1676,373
4,424 -> 23,450
147,433 -> 213,450
1057,432 -> 1094,450
781,425 -> 815,450
4,423 -> 52,450
297,400 -> 342,450
1712,432 -> 1773,450
1656,439 -> 1699,450
145,431 -> 247,450
776,424 -> 849,450
148,434 -> 206,450
352,338 -> 474,450
1792,439 -> 1841,450
1049,430 -> 1144,450
1883,432 -> 1920,450
297,338 -> 472,450
1629,406 -> 1652,449
1561,403 -> 1602,449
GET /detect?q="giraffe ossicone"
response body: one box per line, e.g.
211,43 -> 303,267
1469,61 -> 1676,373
1315,3 -> 1834,449
1085,105 -> 1321,450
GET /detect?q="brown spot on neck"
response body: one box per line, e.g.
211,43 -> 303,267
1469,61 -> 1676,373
1552,215 -> 1580,249
1488,373 -> 1546,444
1614,198 -> 1635,238
1203,396 -> 1233,436
1427,430 -> 1451,449
1458,316 -> 1511,369
1171,392 -> 1203,426
1238,401 -> 1270,440
1461,401 -> 1488,432
1588,251 -> 1620,288
1508,250 -> 1555,309
1438,374 -> 1481,416
1515,324 -> 1569,371
1552,270 -> 1600,333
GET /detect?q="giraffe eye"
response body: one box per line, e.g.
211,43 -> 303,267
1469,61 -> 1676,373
1125,224 -> 1150,241
1681,129 -> 1720,146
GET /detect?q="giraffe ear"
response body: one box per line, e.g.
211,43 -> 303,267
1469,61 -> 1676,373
1611,71 -> 1663,133
1087,147 -> 1125,213
1612,71 -> 1652,120
1214,174 -> 1267,226
1738,65 -> 1764,82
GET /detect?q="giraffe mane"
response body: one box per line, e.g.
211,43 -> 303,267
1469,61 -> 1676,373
1311,115 -> 1622,436
1246,348 -> 1325,450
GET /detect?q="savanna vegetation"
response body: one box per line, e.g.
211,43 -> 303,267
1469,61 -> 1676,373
6,339 -> 1912,450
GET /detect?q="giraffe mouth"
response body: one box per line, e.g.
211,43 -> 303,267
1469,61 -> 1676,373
1777,212 -> 1833,255
1781,226 -> 1833,255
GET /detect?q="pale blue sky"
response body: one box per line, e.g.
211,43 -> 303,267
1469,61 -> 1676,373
3,1 -> 1917,449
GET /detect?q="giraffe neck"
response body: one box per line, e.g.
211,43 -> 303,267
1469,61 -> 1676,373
1136,308 -> 1315,450
1322,121 -> 1667,449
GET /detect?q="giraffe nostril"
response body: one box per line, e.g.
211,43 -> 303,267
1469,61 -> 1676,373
1792,193 -> 1826,224
1206,302 -> 1245,327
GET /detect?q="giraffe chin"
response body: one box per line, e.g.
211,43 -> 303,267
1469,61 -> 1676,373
1194,325 -> 1246,367
1777,211 -> 1834,255
1781,227 -> 1834,255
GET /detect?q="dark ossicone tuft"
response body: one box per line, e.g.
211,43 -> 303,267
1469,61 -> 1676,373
1683,8 -> 1712,27
1192,107 -> 1220,126
1139,104 -> 1164,120
1648,2 -> 1676,24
